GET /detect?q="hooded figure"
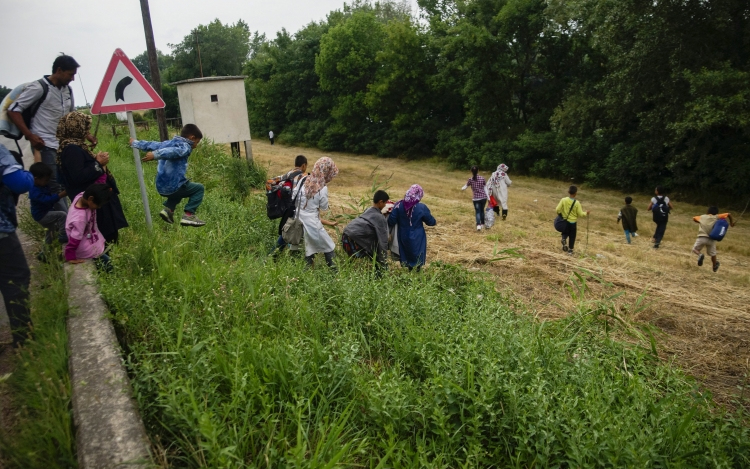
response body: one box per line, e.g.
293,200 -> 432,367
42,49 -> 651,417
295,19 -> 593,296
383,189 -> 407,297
486,163 -> 512,219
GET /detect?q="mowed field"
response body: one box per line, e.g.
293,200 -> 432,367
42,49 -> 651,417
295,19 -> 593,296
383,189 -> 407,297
248,140 -> 750,408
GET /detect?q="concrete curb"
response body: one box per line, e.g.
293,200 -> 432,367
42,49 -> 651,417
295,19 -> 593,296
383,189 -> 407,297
66,261 -> 153,469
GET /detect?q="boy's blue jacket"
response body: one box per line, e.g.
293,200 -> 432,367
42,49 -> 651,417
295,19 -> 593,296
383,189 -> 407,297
131,136 -> 193,195
29,185 -> 61,221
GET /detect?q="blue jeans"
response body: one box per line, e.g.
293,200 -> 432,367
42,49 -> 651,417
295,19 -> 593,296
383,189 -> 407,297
624,230 -> 631,244
473,199 -> 487,225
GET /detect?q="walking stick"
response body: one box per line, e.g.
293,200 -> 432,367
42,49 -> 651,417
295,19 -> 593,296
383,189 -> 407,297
585,214 -> 590,254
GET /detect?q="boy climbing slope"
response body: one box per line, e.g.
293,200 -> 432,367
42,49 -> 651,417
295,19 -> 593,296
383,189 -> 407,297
130,124 -> 205,227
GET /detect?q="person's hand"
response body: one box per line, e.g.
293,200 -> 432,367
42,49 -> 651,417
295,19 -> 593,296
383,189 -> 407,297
86,133 -> 98,147
129,137 -> 134,146
321,219 -> 338,227
95,152 -> 110,166
461,184 -> 467,191
142,152 -> 155,162
28,133 -> 45,150
68,259 -> 85,264
587,210 -> 591,215
58,190 -> 67,198
731,222 -> 737,227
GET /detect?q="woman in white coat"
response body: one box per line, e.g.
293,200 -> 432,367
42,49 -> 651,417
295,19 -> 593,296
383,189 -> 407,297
294,157 -> 339,270
486,164 -> 512,220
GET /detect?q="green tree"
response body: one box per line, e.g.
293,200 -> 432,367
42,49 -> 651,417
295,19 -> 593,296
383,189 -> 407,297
132,50 -> 174,83
0,85 -> 11,102
169,19 -> 251,81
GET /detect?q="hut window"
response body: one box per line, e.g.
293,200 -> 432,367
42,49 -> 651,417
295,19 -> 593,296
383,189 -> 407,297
210,94 -> 218,102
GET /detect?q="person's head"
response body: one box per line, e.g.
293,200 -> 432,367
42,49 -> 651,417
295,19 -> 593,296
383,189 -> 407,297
295,154 -> 308,172
708,206 -> 719,215
81,184 -> 112,210
56,111 -> 92,145
655,186 -> 665,195
373,190 -> 390,210
625,196 -> 633,205
29,162 -> 52,187
51,54 -> 80,85
568,185 -> 578,196
499,163 -> 509,173
181,124 -> 203,148
471,166 -> 478,181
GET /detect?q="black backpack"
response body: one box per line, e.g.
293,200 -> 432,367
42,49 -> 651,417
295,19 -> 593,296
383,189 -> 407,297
652,196 -> 669,223
266,169 -> 302,219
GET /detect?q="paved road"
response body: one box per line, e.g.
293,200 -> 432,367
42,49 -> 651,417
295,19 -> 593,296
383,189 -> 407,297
0,137 -> 33,344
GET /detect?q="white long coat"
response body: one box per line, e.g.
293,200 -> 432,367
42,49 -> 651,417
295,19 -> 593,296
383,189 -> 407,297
486,173 -> 512,210
295,185 -> 335,256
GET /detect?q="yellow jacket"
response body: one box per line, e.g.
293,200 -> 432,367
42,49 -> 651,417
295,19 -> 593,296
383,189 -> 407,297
556,197 -> 586,223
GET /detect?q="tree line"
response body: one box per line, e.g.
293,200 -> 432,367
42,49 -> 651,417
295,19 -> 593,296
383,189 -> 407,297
135,0 -> 750,202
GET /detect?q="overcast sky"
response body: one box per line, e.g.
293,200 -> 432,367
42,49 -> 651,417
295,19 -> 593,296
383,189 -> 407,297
0,0 -> 398,105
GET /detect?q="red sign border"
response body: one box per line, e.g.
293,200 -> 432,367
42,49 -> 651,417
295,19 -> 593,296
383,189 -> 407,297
91,48 -> 165,115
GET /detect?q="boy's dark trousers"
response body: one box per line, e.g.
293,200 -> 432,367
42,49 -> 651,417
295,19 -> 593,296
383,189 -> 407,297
563,222 -> 578,250
162,181 -> 204,214
653,220 -> 668,246
0,232 -> 31,346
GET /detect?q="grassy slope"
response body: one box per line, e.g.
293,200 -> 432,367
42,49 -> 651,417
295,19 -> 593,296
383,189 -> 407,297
99,130 -> 749,467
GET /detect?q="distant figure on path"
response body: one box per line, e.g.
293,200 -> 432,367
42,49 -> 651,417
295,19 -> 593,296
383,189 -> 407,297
0,143 -> 34,346
647,186 -> 673,249
617,196 -> 638,244
131,124 -> 206,227
692,207 -> 736,273
555,185 -> 589,256
7,54 -> 92,209
295,157 -> 339,270
269,130 -> 275,145
486,164 -> 512,220
461,166 -> 487,231
58,112 -> 128,243
388,184 -> 437,271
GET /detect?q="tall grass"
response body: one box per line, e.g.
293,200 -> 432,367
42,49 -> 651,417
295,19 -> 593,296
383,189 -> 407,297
96,130 -> 750,467
0,224 -> 76,468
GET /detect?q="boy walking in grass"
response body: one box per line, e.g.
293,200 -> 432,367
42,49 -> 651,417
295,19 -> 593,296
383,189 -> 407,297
28,162 -> 68,247
617,196 -> 638,244
555,185 -> 590,256
692,207 -> 736,272
342,190 -> 390,275
130,124 -> 205,227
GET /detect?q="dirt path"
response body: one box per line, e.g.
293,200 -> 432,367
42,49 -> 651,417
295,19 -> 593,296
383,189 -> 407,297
251,140 -> 750,408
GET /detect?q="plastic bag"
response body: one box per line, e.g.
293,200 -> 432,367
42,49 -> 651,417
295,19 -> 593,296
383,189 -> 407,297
484,207 -> 495,228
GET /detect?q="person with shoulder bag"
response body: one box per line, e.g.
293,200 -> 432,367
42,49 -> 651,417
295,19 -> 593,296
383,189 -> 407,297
554,185 -> 590,256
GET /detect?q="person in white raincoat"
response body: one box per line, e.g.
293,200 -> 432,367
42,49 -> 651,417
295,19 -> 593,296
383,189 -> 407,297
486,163 -> 512,220
293,157 -> 339,270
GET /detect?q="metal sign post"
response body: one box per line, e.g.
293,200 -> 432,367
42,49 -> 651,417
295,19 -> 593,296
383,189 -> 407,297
127,111 -> 153,230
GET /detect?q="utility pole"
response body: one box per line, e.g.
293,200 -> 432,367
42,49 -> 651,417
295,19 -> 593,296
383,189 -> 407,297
139,0 -> 169,142
195,32 -> 204,78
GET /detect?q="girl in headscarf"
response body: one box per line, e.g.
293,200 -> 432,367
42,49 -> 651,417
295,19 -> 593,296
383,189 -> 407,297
486,163 -> 512,220
294,156 -> 339,270
57,112 -> 128,244
388,184 -> 437,271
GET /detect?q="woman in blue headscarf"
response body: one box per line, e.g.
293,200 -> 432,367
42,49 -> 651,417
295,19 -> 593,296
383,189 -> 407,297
388,184 -> 437,270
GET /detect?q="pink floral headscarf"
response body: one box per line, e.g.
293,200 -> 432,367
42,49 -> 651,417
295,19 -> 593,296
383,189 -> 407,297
304,157 -> 339,199
489,164 -> 509,187
397,184 -> 423,225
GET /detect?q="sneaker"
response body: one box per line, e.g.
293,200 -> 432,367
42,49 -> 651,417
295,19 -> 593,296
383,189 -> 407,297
567,250 -> 574,256
561,238 -> 568,252
653,243 -> 660,249
502,214 -> 507,220
159,208 -> 174,224
633,233 -> 639,237
713,261 -> 720,272
476,224 -> 482,231
180,214 -> 206,227
697,253 -> 705,266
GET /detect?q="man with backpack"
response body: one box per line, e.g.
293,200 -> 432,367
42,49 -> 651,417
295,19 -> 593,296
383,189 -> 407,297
268,155 -> 308,258
692,207 -> 736,272
647,186 -> 674,249
6,55 -> 92,210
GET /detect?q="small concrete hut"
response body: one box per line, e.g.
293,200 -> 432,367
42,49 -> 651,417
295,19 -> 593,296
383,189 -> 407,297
172,76 -> 253,161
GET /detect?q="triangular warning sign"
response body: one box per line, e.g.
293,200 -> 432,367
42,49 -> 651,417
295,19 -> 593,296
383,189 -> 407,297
91,48 -> 165,115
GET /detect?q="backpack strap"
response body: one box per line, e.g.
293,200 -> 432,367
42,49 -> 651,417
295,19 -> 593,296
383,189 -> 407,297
27,78 -> 50,122
563,200 -> 577,221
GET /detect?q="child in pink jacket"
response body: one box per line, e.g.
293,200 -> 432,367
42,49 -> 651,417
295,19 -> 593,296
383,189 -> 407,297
65,184 -> 112,269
